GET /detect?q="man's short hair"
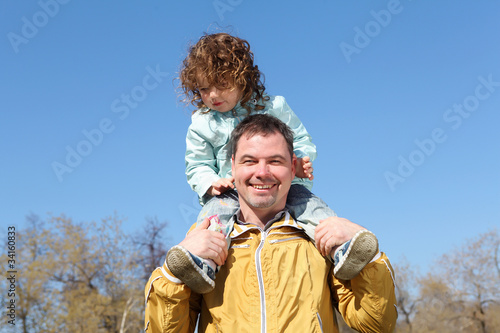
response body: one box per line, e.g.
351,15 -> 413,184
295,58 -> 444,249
230,114 -> 294,159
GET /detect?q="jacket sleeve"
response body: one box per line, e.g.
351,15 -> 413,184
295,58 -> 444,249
144,262 -> 202,333
331,252 -> 398,333
185,122 -> 221,199
268,96 -> 317,161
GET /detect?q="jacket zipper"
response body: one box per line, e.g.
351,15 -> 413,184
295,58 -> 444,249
269,236 -> 303,244
230,244 -> 250,249
255,229 -> 267,333
316,313 -> 324,332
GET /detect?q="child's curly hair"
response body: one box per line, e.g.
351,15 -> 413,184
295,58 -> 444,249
179,33 -> 267,114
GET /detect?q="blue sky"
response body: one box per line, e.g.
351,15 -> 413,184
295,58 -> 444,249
1,0 -> 499,273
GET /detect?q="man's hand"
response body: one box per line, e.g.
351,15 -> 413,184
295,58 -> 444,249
207,177 -> 235,196
314,216 -> 366,257
178,218 -> 228,266
295,156 -> 314,180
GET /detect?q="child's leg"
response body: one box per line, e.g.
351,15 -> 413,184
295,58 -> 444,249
286,184 -> 337,243
196,189 -> 239,231
286,184 -> 378,280
167,190 -> 239,294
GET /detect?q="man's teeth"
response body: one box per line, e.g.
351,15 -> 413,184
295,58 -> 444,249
253,185 -> 272,189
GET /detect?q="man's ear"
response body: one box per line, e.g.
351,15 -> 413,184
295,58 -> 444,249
291,153 -> 297,176
231,155 -> 235,174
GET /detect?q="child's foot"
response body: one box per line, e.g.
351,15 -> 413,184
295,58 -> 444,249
166,245 -> 216,294
332,230 -> 379,280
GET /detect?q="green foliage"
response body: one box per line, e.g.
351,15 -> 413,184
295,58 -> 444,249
0,214 -> 169,333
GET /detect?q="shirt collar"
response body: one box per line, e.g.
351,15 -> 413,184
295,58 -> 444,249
234,209 -> 287,228
230,208 -> 302,238
210,94 -> 261,117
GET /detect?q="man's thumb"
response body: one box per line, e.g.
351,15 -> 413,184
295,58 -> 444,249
196,217 -> 210,230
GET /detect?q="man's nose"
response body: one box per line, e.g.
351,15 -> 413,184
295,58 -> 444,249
255,161 -> 271,176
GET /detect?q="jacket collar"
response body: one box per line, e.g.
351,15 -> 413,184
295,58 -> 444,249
230,209 -> 303,238
208,94 -> 262,118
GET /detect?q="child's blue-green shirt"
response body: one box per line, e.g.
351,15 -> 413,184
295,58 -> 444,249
185,95 -> 317,203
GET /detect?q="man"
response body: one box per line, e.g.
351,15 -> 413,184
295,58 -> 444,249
145,114 -> 397,332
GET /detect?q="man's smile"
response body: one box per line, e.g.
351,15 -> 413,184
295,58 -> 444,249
251,184 -> 274,190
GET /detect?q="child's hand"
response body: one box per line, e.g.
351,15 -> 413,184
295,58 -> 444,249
207,177 -> 235,196
295,156 -> 314,180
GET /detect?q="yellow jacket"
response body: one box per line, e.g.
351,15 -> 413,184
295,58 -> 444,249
144,212 -> 397,333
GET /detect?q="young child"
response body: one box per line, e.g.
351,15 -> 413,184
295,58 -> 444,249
167,32 -> 379,294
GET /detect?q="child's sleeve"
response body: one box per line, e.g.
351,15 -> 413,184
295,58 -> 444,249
270,96 -> 317,161
185,124 -> 221,199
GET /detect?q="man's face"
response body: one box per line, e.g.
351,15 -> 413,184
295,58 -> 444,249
232,132 -> 296,215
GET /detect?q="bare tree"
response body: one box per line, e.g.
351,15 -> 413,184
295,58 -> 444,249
410,229 -> 500,333
394,258 -> 420,333
132,216 -> 170,280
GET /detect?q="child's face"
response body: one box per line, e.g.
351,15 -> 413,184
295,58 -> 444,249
197,77 -> 242,113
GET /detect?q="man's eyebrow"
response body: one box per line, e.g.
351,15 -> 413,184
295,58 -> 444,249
267,154 -> 287,160
236,154 -> 255,160
237,153 -> 287,160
